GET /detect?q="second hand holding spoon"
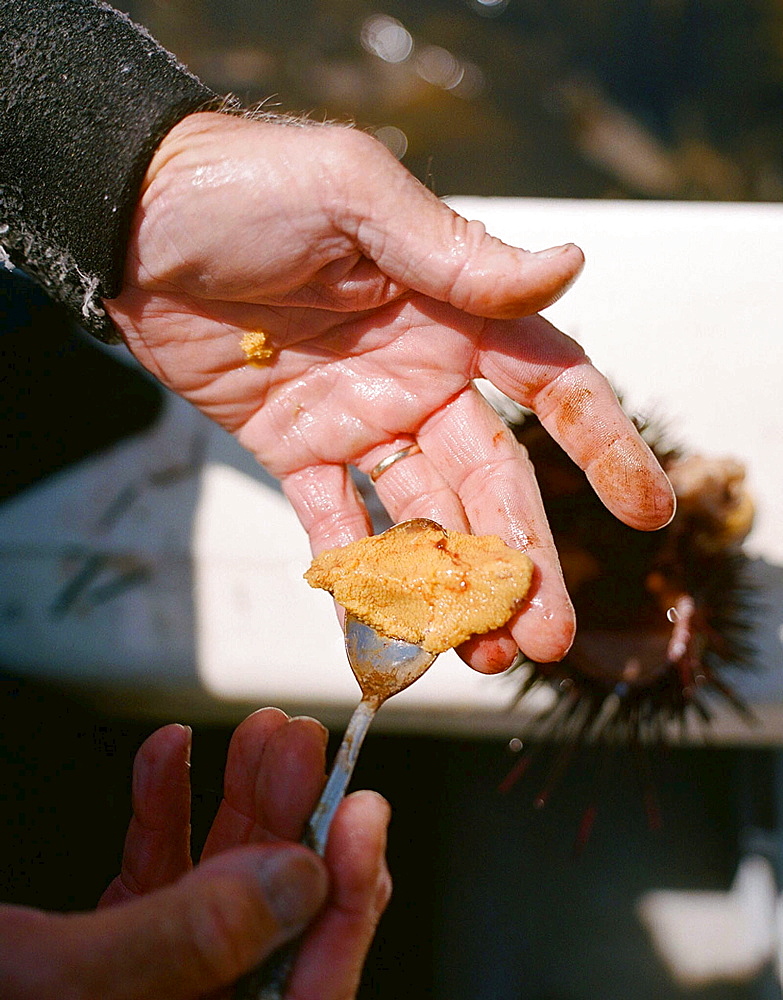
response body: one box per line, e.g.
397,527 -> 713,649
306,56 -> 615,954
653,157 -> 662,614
236,516 -> 534,998
235,610 -> 437,1000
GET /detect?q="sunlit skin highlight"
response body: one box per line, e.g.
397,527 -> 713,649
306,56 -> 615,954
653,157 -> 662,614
107,112 -> 674,670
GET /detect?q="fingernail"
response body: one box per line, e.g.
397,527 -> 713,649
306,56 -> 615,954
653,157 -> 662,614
254,847 -> 327,931
179,725 -> 193,766
290,715 -> 329,748
533,242 -> 577,259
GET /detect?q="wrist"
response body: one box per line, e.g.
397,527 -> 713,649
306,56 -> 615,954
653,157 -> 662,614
140,111 -> 228,197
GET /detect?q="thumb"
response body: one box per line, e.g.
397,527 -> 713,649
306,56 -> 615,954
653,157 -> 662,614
0,844 -> 327,1000
345,132 -> 585,318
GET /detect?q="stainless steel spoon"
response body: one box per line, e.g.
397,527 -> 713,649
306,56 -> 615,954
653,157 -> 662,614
235,587 -> 438,998
304,612 -> 437,854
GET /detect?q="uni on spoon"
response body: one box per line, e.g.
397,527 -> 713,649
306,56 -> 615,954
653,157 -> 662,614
305,516 -> 535,653
302,516 -> 535,852
236,517 -> 534,999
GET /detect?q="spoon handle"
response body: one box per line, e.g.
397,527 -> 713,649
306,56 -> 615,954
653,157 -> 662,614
233,697 -> 378,1000
305,697 -> 378,855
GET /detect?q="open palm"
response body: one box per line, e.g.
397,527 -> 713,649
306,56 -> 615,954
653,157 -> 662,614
107,113 -> 674,669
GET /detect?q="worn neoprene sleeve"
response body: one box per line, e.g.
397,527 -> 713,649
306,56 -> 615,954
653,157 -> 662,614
0,0 -> 217,341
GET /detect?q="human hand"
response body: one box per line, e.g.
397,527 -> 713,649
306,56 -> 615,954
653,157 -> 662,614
0,710 -> 390,1000
106,112 -> 675,670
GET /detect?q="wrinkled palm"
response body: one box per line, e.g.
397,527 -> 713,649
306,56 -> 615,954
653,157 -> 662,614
108,114 -> 674,669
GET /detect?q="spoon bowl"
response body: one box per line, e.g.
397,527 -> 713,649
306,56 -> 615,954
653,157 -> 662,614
305,613 -> 437,853
344,613 -> 437,706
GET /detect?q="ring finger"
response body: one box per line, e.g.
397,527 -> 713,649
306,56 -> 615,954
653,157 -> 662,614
358,438 -> 521,673
417,383 -> 575,664
359,437 -> 469,530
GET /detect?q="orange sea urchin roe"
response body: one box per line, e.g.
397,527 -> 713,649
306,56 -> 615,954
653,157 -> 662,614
304,518 -> 534,653
240,330 -> 274,365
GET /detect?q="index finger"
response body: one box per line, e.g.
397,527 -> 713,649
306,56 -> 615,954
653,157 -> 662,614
201,709 -> 328,858
478,312 -> 676,531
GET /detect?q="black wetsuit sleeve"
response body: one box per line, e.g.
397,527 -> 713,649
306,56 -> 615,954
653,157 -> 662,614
0,0 -> 218,342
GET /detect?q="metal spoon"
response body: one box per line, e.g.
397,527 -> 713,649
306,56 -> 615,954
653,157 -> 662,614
304,612 -> 438,854
235,594 -> 438,998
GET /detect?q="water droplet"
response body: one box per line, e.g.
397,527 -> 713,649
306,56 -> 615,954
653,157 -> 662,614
508,737 -> 523,753
666,606 -> 680,623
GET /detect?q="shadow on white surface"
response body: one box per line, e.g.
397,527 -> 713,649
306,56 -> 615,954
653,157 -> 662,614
1,199 -> 782,739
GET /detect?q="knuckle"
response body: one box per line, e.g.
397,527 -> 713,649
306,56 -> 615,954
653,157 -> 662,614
373,868 -> 393,919
179,884 -> 267,987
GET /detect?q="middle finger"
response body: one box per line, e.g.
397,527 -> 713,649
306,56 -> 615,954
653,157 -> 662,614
201,709 -> 328,857
357,438 -> 520,673
418,383 -> 576,663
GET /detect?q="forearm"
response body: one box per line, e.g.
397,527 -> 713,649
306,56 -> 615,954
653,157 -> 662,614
0,0 -> 216,341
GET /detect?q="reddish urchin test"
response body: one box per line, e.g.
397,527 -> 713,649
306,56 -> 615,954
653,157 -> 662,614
304,518 -> 533,653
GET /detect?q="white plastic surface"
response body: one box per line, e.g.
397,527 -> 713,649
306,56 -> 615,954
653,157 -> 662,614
638,855 -> 779,987
1,198 -> 781,735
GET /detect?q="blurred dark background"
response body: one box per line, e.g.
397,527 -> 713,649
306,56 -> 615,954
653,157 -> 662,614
3,2 -> 783,998
1,671 -> 777,1000
121,0 -> 783,201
